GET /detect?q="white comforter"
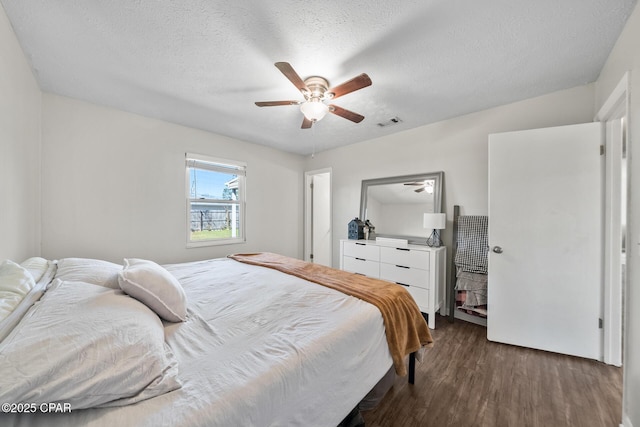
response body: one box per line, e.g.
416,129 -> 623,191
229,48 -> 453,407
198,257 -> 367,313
5,258 -> 393,427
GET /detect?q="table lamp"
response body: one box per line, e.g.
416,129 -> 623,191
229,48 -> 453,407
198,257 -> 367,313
423,213 -> 446,247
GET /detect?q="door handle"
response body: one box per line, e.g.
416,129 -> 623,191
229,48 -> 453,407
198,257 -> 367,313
492,246 -> 503,254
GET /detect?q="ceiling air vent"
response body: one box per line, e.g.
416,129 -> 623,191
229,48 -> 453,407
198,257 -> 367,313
377,117 -> 403,127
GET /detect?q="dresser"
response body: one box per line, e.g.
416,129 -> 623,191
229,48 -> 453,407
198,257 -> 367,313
339,239 -> 446,329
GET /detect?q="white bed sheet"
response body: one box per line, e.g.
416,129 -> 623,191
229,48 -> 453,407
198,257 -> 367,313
6,258 -> 393,427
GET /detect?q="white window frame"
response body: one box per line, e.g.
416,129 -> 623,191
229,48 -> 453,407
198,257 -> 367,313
185,153 -> 246,248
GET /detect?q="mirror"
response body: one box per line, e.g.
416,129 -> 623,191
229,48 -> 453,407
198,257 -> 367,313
360,172 -> 444,244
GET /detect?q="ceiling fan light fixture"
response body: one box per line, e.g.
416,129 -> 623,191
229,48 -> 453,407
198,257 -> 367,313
300,99 -> 329,122
255,62 -> 371,128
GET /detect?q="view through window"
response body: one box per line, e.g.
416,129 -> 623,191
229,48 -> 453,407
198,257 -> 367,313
186,153 -> 246,246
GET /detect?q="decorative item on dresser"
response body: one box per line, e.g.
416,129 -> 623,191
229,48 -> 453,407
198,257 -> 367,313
348,217 -> 366,240
340,238 -> 446,329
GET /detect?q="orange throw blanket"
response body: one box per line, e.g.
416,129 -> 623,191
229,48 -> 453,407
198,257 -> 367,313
228,252 -> 433,376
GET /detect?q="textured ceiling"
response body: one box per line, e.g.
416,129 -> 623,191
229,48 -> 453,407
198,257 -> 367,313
1,0 -> 636,155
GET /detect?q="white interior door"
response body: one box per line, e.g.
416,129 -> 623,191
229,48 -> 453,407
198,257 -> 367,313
488,122 -> 603,360
304,169 -> 332,267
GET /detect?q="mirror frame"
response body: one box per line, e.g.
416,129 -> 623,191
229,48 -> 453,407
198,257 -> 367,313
359,171 -> 444,244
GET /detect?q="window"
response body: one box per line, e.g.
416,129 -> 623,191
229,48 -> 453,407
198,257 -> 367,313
186,153 -> 246,247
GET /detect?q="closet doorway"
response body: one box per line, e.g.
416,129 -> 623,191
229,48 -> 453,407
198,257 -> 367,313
304,169 -> 332,267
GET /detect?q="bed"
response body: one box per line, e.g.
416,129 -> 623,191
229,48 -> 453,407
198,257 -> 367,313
0,253 -> 432,426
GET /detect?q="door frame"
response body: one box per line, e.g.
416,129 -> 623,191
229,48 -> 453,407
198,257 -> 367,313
595,72 -> 629,367
304,168 -> 332,265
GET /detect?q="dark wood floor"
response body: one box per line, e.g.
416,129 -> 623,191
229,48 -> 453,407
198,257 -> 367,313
362,315 -> 622,427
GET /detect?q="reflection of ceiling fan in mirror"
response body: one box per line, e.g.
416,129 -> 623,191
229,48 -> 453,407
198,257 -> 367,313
255,62 -> 372,129
404,180 -> 434,194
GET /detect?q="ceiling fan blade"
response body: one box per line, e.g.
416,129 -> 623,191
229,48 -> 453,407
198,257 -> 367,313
255,100 -> 301,107
329,105 -> 365,123
404,182 -> 423,186
414,187 -> 426,193
328,73 -> 372,100
301,117 -> 313,129
275,62 -> 309,95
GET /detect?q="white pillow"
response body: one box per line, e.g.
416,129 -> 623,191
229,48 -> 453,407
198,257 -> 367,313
118,258 -> 187,322
56,257 -> 122,289
0,280 -> 181,409
20,257 -> 50,283
0,260 -> 36,323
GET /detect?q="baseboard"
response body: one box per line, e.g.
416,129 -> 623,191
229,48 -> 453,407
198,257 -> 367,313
621,412 -> 633,427
454,310 -> 487,327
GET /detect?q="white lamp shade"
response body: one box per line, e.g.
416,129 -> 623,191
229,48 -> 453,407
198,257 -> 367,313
423,213 -> 446,229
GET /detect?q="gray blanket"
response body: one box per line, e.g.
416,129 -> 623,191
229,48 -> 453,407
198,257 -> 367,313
456,268 -> 487,307
454,215 -> 489,274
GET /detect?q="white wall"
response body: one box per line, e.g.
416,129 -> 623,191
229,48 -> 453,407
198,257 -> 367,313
0,4 -> 41,261
306,84 -> 596,268
41,94 -> 305,264
595,2 -> 640,426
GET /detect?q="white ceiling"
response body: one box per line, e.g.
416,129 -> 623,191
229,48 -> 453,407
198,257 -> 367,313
2,0 -> 636,155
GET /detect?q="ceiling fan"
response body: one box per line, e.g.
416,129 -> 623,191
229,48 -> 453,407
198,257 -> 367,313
404,181 -> 434,194
255,62 -> 372,129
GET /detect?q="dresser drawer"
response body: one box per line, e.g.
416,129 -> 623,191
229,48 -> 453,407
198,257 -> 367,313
380,263 -> 430,289
343,256 -> 380,278
380,247 -> 429,269
343,241 -> 380,261
399,284 -> 429,311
